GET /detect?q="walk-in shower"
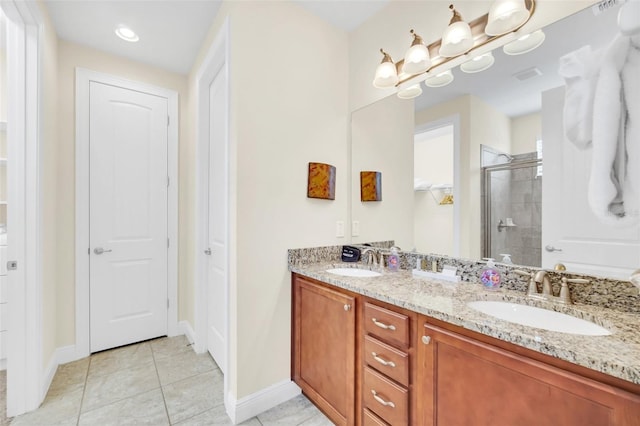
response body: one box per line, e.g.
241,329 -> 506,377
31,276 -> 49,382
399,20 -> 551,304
482,152 -> 542,267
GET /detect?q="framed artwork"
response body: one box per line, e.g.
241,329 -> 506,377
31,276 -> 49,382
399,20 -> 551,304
360,171 -> 382,202
307,162 -> 336,200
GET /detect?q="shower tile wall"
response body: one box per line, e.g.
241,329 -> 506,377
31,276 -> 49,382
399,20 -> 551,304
505,153 -> 542,266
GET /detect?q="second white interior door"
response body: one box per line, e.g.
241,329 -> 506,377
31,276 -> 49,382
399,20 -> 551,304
206,66 -> 228,374
89,81 -> 169,353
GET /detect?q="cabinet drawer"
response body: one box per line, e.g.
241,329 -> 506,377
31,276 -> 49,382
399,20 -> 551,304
363,367 -> 409,425
364,302 -> 410,347
364,335 -> 409,386
363,408 -> 389,426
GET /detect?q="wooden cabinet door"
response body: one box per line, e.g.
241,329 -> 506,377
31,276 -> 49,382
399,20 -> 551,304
293,275 -> 356,426
418,321 -> 640,426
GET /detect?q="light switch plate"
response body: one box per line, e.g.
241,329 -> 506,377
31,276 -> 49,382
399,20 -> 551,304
352,220 -> 360,237
336,221 -> 345,238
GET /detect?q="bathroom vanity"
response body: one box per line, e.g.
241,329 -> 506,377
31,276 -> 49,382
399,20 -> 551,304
290,259 -> 640,426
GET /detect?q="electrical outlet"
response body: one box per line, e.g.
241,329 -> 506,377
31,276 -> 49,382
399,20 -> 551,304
352,220 -> 360,237
336,221 -> 345,238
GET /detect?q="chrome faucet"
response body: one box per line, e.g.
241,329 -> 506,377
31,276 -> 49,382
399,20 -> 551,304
361,248 -> 379,267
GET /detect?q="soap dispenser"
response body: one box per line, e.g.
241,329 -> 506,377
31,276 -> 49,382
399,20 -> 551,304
388,247 -> 400,272
480,258 -> 501,290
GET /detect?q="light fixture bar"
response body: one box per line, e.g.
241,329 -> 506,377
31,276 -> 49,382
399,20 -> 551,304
391,0 -> 535,87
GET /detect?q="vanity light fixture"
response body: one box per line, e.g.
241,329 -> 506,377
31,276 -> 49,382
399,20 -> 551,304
397,84 -> 423,99
115,25 -> 139,42
424,70 -> 454,88
503,29 -> 545,55
439,4 -> 474,58
485,0 -> 529,36
402,30 -> 431,74
371,0 -> 536,96
460,52 -> 495,73
373,48 -> 399,88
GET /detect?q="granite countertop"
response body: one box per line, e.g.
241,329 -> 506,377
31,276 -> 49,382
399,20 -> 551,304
290,261 -> 640,386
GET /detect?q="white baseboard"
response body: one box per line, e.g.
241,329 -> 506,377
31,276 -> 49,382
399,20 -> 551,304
56,344 -> 84,365
226,379 -> 301,424
41,352 -> 58,401
178,320 -> 196,347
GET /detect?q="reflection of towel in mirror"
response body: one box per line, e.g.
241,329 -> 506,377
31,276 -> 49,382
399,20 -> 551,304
590,34 -> 640,226
559,45 -> 602,149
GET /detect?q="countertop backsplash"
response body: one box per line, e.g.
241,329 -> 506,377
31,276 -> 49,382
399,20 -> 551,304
288,244 -> 640,314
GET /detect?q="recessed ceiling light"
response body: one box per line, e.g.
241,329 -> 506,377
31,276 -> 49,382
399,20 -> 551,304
115,25 -> 139,43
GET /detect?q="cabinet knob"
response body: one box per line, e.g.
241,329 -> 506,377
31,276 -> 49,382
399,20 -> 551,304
422,335 -> 432,345
344,304 -> 351,311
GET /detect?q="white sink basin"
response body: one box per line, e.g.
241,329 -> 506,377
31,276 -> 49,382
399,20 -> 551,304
326,268 -> 381,278
467,301 -> 611,336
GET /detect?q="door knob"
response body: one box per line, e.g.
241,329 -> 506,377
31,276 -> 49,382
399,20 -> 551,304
94,247 -> 112,255
545,245 -> 563,252
204,248 -> 212,255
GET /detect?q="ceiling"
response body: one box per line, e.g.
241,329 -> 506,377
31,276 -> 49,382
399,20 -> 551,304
42,1 -> 621,117
43,0 -> 388,76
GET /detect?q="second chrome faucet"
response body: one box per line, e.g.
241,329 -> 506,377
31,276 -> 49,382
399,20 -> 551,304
514,269 -> 589,304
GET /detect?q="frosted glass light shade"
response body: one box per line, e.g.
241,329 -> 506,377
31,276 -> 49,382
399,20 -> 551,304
503,29 -> 545,55
439,21 -> 473,57
397,84 -> 423,99
460,52 -> 495,73
424,70 -> 454,88
373,61 -> 399,88
485,0 -> 529,36
402,44 -> 431,75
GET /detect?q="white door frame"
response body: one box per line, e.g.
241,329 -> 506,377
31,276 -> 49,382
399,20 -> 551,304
194,16 -> 232,418
75,69 -> 179,358
415,114 -> 461,256
2,0 -> 42,416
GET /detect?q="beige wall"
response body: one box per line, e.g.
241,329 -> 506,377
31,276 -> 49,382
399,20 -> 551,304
351,96 -> 415,249
512,113 -> 541,154
414,129 -> 454,255
189,1 -> 349,399
349,0 -> 598,112
55,41 -> 190,347
39,1 -> 59,369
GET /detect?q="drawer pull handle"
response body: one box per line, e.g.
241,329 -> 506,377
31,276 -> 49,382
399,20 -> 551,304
371,352 -> 396,368
372,318 -> 396,331
371,390 -> 395,408
422,335 -> 431,345
344,304 -> 351,311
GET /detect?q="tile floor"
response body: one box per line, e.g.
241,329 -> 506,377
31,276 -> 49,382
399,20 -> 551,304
3,336 -> 333,425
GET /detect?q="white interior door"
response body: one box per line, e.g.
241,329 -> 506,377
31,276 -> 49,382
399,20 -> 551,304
205,67 -> 228,373
542,87 -> 640,278
89,81 -> 168,353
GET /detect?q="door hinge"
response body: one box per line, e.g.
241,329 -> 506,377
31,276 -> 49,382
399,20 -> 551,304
7,261 -> 17,271
167,115 -> 170,126
167,238 -> 170,248
167,299 -> 170,308
88,248 -> 90,255
167,176 -> 170,187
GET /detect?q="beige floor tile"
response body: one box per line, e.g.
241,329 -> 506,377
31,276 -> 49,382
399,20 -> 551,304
88,341 -> 154,378
155,349 -> 216,386
150,335 -> 193,360
48,357 -> 90,397
82,361 -> 160,412
299,411 -> 335,426
257,394 -> 323,426
10,389 -> 83,426
163,369 -> 224,424
175,403 -> 262,426
78,388 -> 169,426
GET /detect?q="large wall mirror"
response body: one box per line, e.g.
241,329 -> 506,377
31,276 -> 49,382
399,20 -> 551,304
350,3 -> 639,279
